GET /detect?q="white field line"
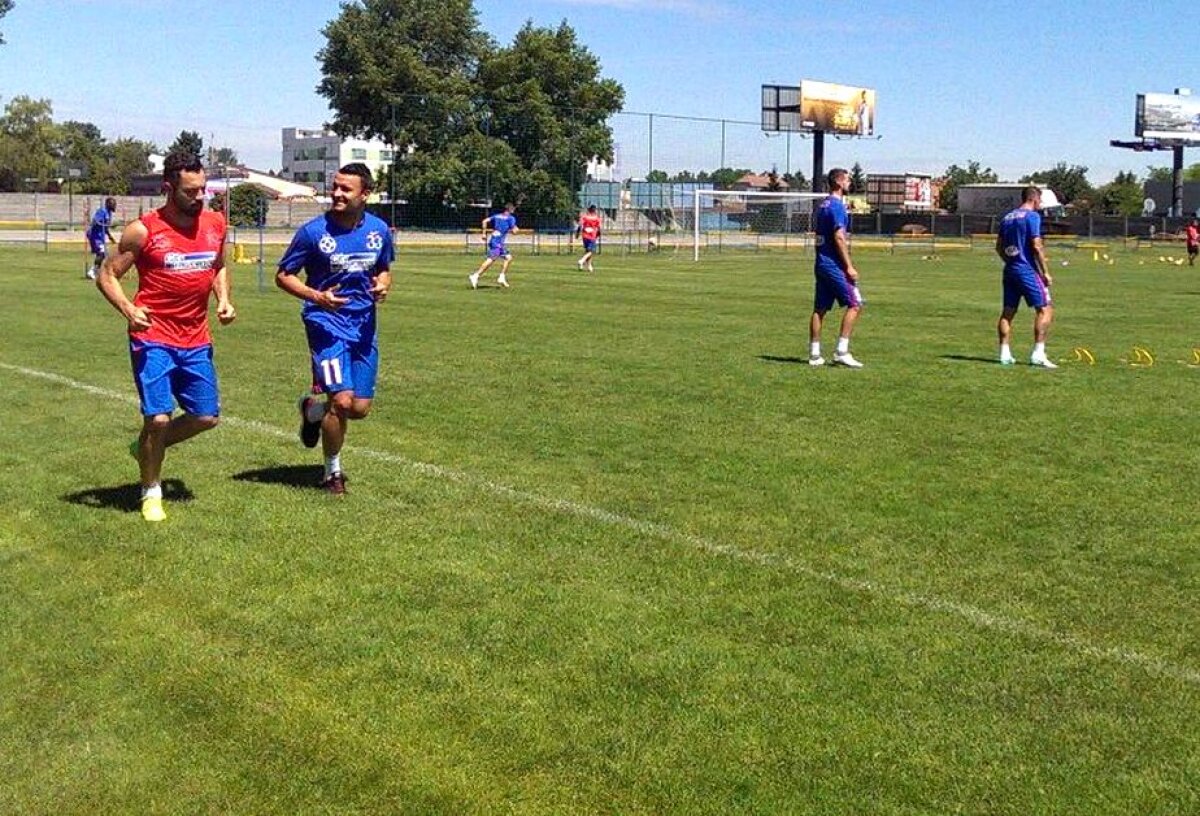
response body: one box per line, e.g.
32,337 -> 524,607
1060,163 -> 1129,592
5,360 -> 1199,687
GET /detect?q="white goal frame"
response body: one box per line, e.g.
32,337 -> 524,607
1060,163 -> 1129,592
690,189 -> 826,261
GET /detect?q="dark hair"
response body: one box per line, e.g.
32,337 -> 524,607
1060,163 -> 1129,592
587,204 -> 596,213
163,151 -> 204,186
1022,185 -> 1041,204
827,168 -> 849,187
337,163 -> 374,192
104,197 -> 117,209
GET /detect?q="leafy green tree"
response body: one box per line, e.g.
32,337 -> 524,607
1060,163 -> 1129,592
209,146 -> 239,167
0,95 -> 59,190
936,160 -> 998,212
167,130 -> 204,160
1091,171 -> 1145,216
849,162 -> 866,193
0,0 -> 13,44
645,170 -> 669,183
708,167 -> 754,188
213,183 -> 269,227
671,170 -> 696,183
1146,164 -> 1200,183
783,170 -> 808,191
1019,162 -> 1093,206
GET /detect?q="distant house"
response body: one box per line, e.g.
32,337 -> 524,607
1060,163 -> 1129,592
731,173 -> 789,192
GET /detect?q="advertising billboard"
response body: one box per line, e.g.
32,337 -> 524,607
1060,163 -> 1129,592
903,175 -> 932,209
1136,93 -> 1200,143
799,80 -> 876,136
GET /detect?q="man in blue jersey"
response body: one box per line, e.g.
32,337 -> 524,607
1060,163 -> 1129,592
996,185 -> 1055,368
809,168 -> 864,368
469,203 -> 519,289
276,163 -> 395,493
85,197 -> 117,279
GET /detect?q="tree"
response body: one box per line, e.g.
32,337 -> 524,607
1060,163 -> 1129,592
167,130 -> 204,160
709,167 -> 753,188
645,170 -> 669,183
1091,170 -> 1145,216
1146,164 -> 1200,183
849,162 -> 866,194
1020,163 -> 1093,206
782,170 -> 809,191
212,183 -> 269,227
209,146 -> 239,167
0,0 -> 13,45
936,160 -> 998,212
0,95 -> 60,191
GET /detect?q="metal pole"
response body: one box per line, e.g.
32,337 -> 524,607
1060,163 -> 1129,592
812,131 -> 826,194
721,119 -> 726,171
648,113 -> 654,178
1172,145 -> 1184,218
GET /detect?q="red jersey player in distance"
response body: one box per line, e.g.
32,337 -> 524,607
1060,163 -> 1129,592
96,151 -> 236,522
575,204 -> 602,272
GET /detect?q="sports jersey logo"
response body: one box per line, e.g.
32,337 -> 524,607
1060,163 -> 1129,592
329,252 -> 378,274
366,231 -> 384,251
163,251 -> 218,272
318,234 -> 338,255
1004,245 -> 1020,257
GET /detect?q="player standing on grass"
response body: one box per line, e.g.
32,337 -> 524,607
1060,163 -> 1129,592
95,152 -> 236,522
276,163 -> 394,495
809,167 -> 864,368
85,197 -> 117,280
575,204 -> 601,272
1187,218 -> 1198,266
996,185 -> 1055,368
469,203 -> 518,289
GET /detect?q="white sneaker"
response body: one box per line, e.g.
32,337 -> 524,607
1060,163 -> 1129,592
577,259 -> 584,269
833,352 -> 864,368
468,272 -> 480,289
497,275 -> 509,288
1030,355 -> 1058,369
586,264 -> 594,273
808,355 -> 826,367
85,268 -> 97,280
999,355 -> 1016,366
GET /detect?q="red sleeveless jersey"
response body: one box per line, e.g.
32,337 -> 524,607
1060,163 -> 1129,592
132,208 -> 226,348
580,213 -> 602,240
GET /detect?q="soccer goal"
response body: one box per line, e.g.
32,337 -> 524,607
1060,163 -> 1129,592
682,189 -> 826,261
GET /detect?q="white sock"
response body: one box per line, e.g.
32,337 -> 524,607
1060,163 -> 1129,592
305,399 -> 327,423
1034,342 -> 1046,357
142,483 -> 162,500
836,337 -> 850,355
325,454 -> 342,478
810,342 -> 821,358
1000,343 -> 1012,358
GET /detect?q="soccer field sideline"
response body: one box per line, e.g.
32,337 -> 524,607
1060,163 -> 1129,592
7,357 -> 1199,690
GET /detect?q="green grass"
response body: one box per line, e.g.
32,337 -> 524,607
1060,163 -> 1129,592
1,243 -> 1198,814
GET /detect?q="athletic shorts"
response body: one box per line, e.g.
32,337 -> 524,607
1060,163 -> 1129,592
582,238 -> 597,252
1003,270 -> 1051,310
129,341 -> 220,417
89,239 -> 106,257
305,320 -> 378,399
813,264 -> 862,312
1188,244 -> 1198,257
487,244 -> 511,260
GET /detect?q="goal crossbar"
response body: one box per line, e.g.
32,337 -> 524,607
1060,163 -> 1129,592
691,189 -> 826,261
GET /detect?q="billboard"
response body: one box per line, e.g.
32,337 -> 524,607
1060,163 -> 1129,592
1136,93 -> 1200,143
800,80 -> 876,136
903,175 -> 932,209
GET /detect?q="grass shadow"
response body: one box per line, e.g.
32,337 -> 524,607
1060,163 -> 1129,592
232,464 -> 325,491
62,479 -> 194,513
940,354 -> 1006,365
758,354 -> 807,365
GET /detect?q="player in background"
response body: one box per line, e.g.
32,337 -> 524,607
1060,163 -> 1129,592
276,163 -> 394,495
95,152 -> 236,522
809,167 -> 864,368
85,197 -> 117,279
469,203 -> 518,289
995,185 -> 1055,368
575,204 -> 602,272
1186,218 -> 1198,266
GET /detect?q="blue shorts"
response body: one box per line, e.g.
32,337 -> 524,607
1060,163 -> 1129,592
130,341 -> 220,417
89,239 -> 106,257
487,243 -> 511,260
1003,270 -> 1051,309
813,264 -> 862,312
305,320 -> 378,399
582,238 -> 597,252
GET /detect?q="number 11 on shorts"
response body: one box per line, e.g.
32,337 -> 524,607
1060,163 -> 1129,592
319,357 -> 343,387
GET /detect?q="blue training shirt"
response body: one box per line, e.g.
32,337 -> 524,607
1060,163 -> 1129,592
488,212 -> 517,240
998,208 -> 1042,274
278,212 -> 395,339
813,195 -> 849,273
87,207 -> 112,243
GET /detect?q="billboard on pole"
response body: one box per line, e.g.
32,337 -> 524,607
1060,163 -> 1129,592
1136,93 -> 1200,143
800,81 -> 876,136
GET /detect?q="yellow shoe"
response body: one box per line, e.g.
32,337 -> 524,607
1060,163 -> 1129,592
141,496 -> 167,522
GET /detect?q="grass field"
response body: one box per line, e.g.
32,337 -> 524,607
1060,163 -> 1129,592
1,242 -> 1198,814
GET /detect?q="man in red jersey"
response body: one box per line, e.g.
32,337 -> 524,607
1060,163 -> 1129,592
96,151 -> 236,522
1187,218 -> 1198,266
575,204 -> 602,272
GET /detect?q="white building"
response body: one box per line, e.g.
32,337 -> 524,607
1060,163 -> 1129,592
280,128 -> 396,192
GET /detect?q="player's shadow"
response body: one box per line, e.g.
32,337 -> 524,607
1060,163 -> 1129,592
941,354 -> 1007,365
232,464 -> 325,490
62,479 -> 194,513
758,354 -> 808,365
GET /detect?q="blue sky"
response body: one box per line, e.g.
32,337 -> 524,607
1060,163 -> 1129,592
0,0 -> 1194,182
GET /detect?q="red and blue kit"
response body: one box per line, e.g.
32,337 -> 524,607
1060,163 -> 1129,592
580,212 -> 602,251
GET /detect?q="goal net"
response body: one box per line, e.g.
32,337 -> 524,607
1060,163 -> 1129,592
679,189 -> 826,261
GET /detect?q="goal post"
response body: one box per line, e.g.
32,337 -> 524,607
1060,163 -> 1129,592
688,189 -> 826,261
